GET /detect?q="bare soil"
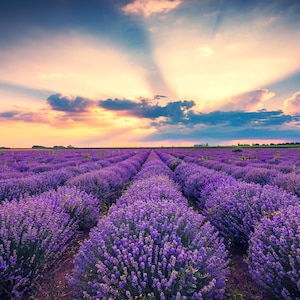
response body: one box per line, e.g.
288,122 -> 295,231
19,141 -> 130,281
30,231 -> 90,300
224,251 -> 273,300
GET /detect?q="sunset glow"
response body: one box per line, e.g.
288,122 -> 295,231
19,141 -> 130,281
1,0 -> 300,147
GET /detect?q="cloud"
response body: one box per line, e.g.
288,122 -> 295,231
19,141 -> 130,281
98,98 -> 195,123
181,109 -> 293,128
122,0 -> 182,18
97,97 -> 295,128
154,94 -> 167,100
2,93 -> 297,133
283,91 -> 300,116
47,94 -> 95,112
98,98 -> 139,111
0,111 -> 19,118
0,110 -> 48,123
0,106 -> 115,130
141,127 -> 300,144
140,124 -> 300,144
219,89 -> 275,111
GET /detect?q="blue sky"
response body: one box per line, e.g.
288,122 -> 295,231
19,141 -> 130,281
0,0 -> 300,147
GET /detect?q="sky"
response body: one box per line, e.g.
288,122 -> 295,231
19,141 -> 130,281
0,0 -> 300,148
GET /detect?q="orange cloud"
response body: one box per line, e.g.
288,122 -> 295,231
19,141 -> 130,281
122,0 -> 182,18
283,92 -> 300,116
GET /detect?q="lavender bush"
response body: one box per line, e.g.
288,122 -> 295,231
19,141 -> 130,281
116,175 -> 188,207
243,167 -> 280,185
174,163 -> 204,193
228,165 -> 250,180
183,169 -> 215,206
247,205 -> 300,300
69,200 -> 229,299
66,169 -> 123,205
174,163 -> 235,209
0,197 -> 77,299
66,152 -> 148,206
35,186 -> 100,230
0,168 -> 73,202
185,170 -> 236,209
134,160 -> 174,181
204,182 -> 299,247
273,172 -> 300,196
155,150 -> 182,171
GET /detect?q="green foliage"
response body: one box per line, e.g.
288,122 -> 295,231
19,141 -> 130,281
170,161 -> 179,171
273,150 -> 280,163
81,153 -> 90,159
232,148 -> 243,153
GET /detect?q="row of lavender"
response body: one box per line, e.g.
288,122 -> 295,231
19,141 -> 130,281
0,150 -> 149,299
164,147 -> 300,196
157,149 -> 300,299
68,151 -> 230,299
0,149 -> 125,179
170,147 -> 300,171
0,150 -> 138,202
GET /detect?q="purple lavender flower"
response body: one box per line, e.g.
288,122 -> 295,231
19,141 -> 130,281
155,150 -> 182,171
247,205 -> 300,300
0,196 -> 77,299
243,167 -> 280,185
34,186 -> 100,230
132,150 -> 175,181
116,175 -> 187,207
69,200 -> 229,299
0,168 -> 72,202
273,172 -> 300,197
204,182 -> 299,247
66,152 -> 149,205
175,163 -> 236,209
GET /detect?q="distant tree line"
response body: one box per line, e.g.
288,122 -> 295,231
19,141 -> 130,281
31,145 -> 76,149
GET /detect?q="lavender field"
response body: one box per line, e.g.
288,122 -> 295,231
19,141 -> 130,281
0,147 -> 299,300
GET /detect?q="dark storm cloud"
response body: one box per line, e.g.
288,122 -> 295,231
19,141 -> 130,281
47,94 -> 94,112
98,98 -> 195,123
